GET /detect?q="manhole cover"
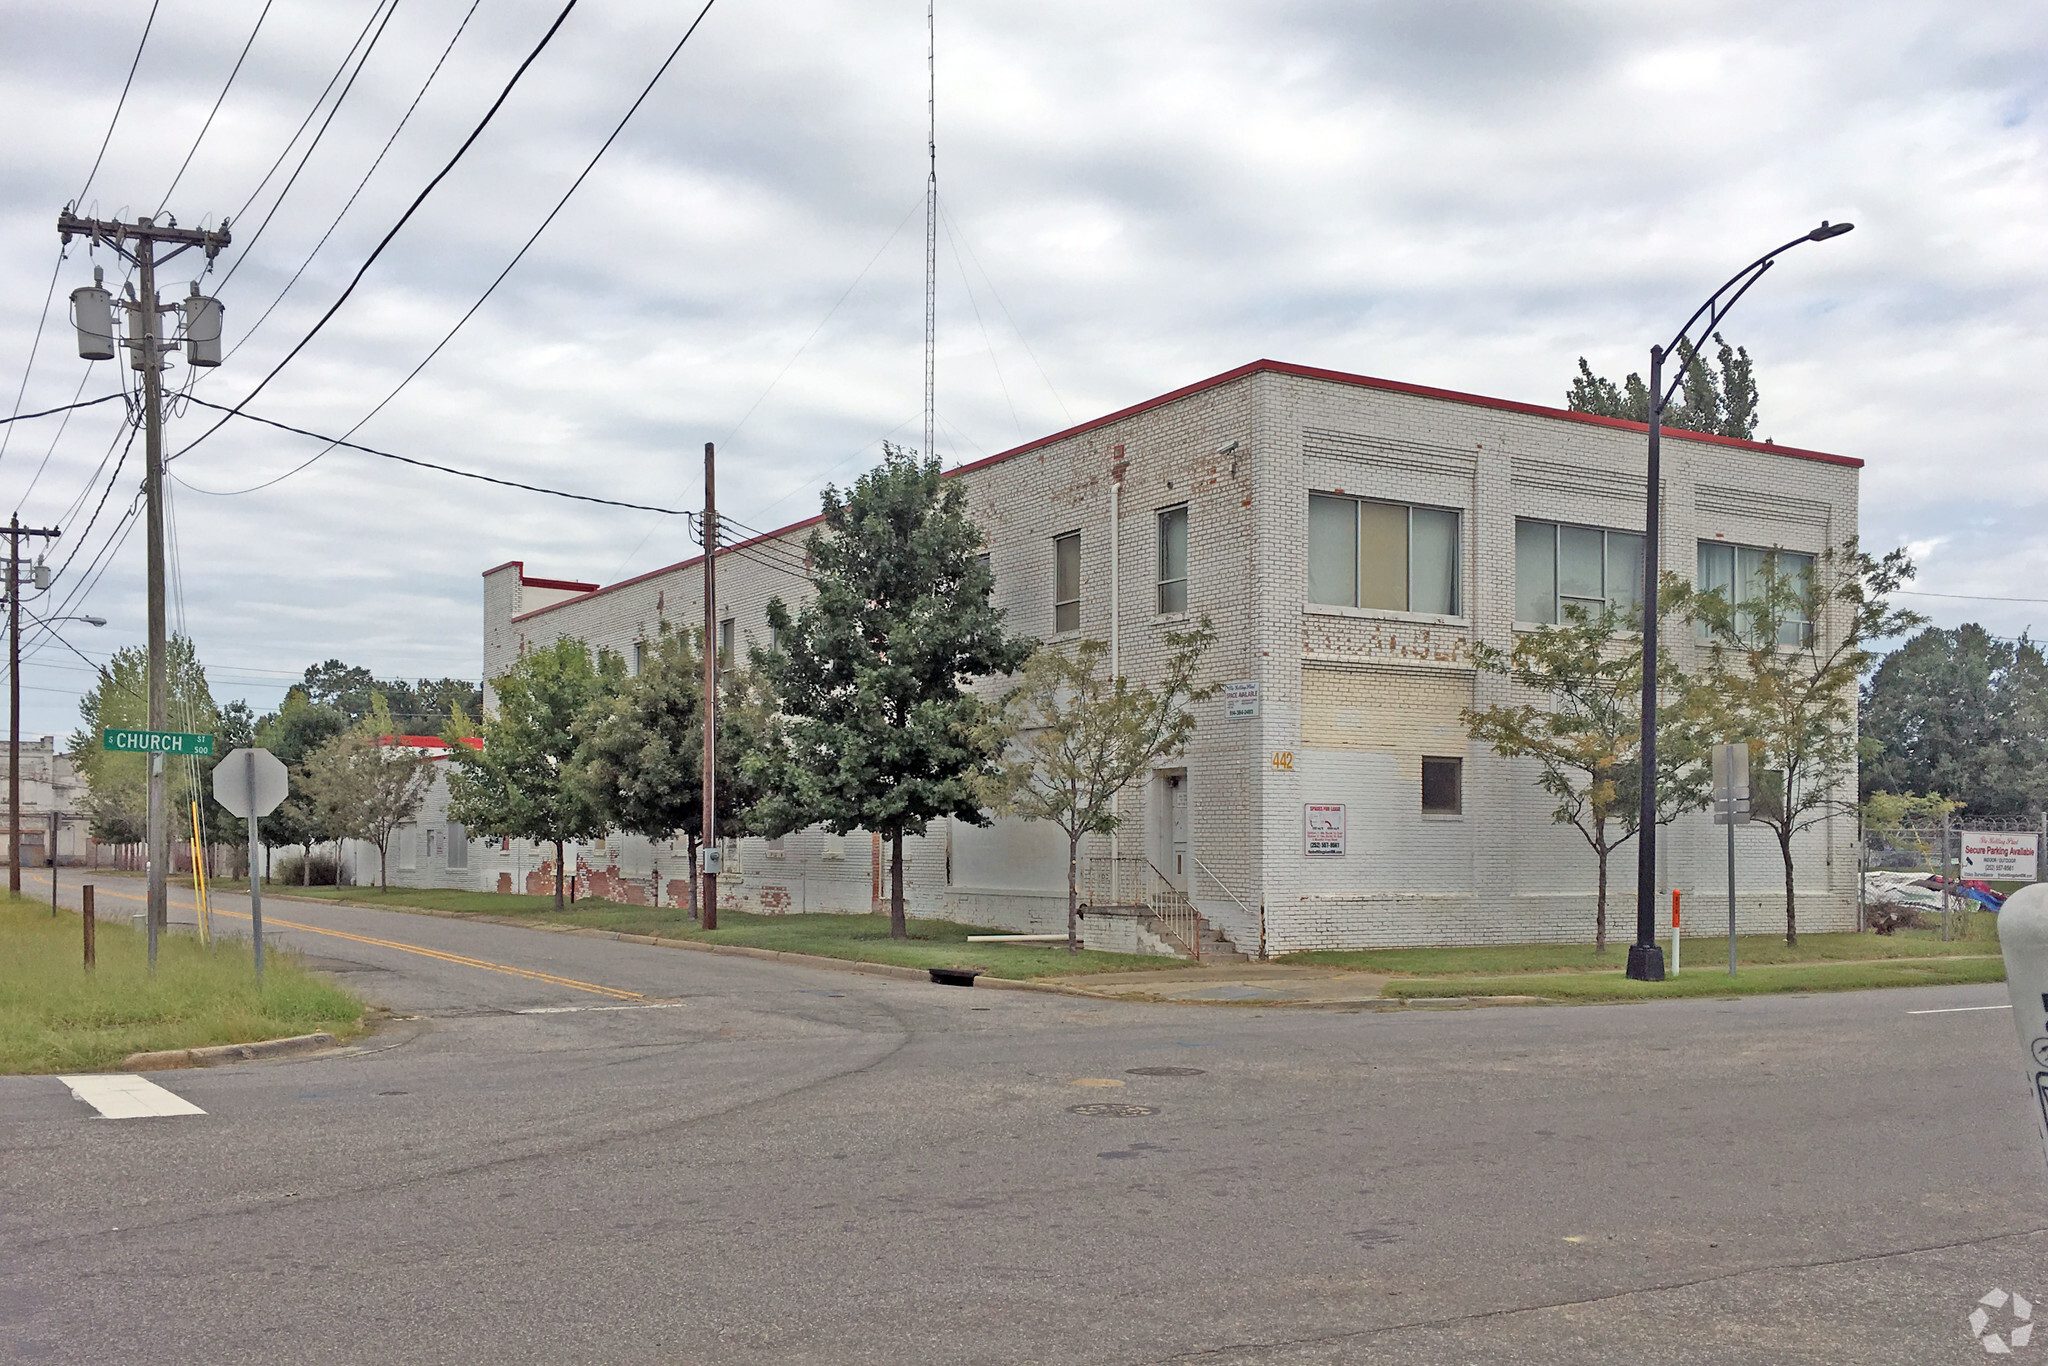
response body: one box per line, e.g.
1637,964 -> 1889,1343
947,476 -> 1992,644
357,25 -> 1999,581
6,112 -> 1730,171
1125,1066 -> 1206,1077
1068,1102 -> 1158,1117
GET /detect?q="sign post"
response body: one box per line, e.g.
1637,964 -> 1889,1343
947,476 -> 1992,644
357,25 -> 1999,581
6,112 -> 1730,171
1997,884 -> 2048,1179
1712,743 -> 1751,976
211,747 -> 289,986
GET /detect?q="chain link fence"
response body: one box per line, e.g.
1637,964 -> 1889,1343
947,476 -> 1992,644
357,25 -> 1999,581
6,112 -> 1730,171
1860,812 -> 2041,941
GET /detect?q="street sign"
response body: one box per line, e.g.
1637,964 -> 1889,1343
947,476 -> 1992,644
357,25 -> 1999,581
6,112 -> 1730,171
211,747 -> 288,818
1711,742 -> 1750,826
102,727 -> 214,757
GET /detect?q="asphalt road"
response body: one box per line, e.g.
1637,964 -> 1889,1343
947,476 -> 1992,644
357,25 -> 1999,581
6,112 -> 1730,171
4,873 -> 2044,1365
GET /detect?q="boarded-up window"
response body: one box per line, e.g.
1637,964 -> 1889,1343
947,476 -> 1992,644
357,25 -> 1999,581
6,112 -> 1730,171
446,822 -> 467,870
1421,757 -> 1463,814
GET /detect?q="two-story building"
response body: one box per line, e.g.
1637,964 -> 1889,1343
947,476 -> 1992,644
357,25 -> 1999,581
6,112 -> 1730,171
437,358 -> 1861,953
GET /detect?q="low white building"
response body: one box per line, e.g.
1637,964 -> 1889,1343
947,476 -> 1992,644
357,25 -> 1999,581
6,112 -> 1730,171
416,358 -> 1862,953
0,735 -> 93,868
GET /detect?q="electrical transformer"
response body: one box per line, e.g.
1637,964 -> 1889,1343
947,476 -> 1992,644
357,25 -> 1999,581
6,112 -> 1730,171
182,284 -> 223,367
70,271 -> 115,361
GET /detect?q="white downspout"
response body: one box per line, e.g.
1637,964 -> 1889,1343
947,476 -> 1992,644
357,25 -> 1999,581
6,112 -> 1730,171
1110,472 -> 1122,873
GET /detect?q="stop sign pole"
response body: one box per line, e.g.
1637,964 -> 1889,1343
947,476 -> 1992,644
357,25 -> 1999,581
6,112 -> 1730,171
212,747 -> 289,986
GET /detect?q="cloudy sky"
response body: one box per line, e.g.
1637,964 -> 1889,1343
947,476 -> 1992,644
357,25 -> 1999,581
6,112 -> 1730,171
1,0 -> 2043,738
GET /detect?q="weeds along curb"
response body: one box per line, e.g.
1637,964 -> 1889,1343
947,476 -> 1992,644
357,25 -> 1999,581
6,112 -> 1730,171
123,1031 -> 339,1072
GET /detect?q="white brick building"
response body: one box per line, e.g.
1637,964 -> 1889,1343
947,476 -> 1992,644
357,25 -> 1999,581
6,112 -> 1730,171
438,359 -> 1863,953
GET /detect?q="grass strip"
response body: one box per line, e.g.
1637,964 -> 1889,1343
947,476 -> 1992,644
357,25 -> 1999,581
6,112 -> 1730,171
1386,955 -> 2007,1003
1279,917 -> 2002,977
232,885 -> 1184,980
0,895 -> 365,1075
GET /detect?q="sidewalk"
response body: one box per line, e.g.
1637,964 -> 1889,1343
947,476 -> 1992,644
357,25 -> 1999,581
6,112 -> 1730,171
1047,964 -> 1399,1007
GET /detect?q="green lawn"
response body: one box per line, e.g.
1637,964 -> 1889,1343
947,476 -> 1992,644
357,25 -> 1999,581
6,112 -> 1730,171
249,884 -> 1184,980
1386,955 -> 2007,1003
1279,916 -> 2002,977
0,895 -> 365,1075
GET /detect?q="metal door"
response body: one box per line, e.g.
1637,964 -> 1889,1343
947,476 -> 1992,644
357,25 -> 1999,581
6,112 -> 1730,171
1169,774 -> 1189,888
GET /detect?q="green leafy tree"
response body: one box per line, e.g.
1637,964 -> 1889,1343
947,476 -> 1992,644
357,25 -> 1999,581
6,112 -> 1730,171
446,637 -> 622,910
1568,333 -> 1760,439
1680,540 -> 1922,946
1860,625 -> 2048,816
303,701 -> 435,888
758,445 -> 1032,939
1463,591 -> 1710,951
571,628 -> 772,910
255,689 -> 351,884
68,635 -> 220,844
976,625 -> 1217,952
299,658 -> 482,729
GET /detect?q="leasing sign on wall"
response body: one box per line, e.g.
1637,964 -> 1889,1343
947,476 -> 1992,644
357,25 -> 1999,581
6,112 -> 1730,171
1305,803 -> 1346,857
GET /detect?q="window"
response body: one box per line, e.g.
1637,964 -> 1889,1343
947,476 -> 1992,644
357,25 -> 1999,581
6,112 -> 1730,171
1697,541 -> 1815,645
632,640 -> 647,676
1157,505 -> 1188,615
1306,495 -> 1459,615
718,618 -> 735,668
1514,520 -> 1644,624
1053,532 -> 1081,633
1421,757 -> 1463,815
447,822 -> 468,870
399,826 -> 418,871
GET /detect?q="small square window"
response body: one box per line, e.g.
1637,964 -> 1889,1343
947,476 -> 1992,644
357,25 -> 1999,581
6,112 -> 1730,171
1053,532 -> 1081,633
1421,757 -> 1462,815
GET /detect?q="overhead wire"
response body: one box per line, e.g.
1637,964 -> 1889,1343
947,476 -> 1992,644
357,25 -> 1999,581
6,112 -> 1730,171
181,0 -> 720,488
157,0 -> 276,215
0,252 -> 70,469
172,0 -> 588,461
76,0 -> 162,206
213,0 -> 406,294
213,0 -> 484,367
938,201 -> 1021,441
0,393 -> 128,428
938,193 -> 1071,425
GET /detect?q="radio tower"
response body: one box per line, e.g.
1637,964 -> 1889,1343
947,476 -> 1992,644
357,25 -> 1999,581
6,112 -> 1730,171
923,0 -> 936,463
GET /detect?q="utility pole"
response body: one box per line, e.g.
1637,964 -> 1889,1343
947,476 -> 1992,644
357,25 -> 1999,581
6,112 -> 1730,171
7,517 -> 60,897
700,441 -> 718,930
923,0 -> 936,464
57,209 -> 230,965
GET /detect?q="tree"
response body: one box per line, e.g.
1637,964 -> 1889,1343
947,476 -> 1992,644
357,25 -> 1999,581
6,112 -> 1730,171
300,658 -> 482,730
1681,540 -> 1922,946
1568,333 -> 1760,439
255,689 -> 351,884
758,445 -> 1032,939
68,635 -> 220,845
303,702 -> 434,888
571,627 -> 772,910
1463,592 -> 1710,951
1860,625 -> 2048,817
976,625 -> 1217,952
446,637 -> 622,910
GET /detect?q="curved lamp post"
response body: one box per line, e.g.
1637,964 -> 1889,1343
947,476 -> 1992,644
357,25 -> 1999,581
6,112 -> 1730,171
1626,220 -> 1855,983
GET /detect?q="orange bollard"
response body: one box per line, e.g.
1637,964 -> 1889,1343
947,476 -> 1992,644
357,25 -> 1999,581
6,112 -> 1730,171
1671,888 -> 1682,977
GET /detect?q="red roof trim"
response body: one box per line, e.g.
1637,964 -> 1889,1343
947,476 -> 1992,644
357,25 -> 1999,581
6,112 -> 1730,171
508,357 -> 1859,623
521,574 -> 599,593
379,734 -> 483,751
510,518 -> 822,623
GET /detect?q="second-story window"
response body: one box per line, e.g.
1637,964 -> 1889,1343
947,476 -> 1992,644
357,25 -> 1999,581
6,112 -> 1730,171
1307,494 -> 1459,615
632,640 -> 647,676
718,618 -> 735,668
1053,531 -> 1081,633
1697,541 -> 1815,645
1515,519 -> 1644,624
1157,505 -> 1188,615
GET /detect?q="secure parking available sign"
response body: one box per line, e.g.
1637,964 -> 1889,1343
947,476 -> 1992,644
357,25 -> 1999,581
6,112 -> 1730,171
1963,831 -> 2039,882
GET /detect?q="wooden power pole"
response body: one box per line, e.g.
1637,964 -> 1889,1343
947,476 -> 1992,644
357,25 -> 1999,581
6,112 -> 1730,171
701,441 -> 718,930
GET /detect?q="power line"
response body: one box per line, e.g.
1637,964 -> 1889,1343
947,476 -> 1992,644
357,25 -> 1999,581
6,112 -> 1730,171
156,0 -> 276,214
76,0 -> 161,206
214,0 -> 406,293
176,398 -> 688,513
214,0 -> 483,366
188,0 -> 722,489
0,393 -> 126,427
1900,590 -> 2048,605
175,0 -> 586,460
0,252 -> 69,469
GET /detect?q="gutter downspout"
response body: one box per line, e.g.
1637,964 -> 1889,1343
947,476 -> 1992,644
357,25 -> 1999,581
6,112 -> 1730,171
1109,456 -> 1122,871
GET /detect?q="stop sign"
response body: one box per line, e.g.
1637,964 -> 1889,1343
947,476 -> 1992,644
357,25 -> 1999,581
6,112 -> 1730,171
212,747 -> 289,818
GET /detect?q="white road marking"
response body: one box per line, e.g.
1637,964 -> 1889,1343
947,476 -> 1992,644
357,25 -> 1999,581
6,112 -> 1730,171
1907,1004 -> 2013,1016
59,1074 -> 206,1119
513,1001 -> 688,1016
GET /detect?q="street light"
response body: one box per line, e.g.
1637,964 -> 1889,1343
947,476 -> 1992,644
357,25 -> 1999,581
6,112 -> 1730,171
1626,220 -> 1855,983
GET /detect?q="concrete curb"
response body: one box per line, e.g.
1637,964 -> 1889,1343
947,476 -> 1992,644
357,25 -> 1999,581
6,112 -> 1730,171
123,1031 -> 340,1072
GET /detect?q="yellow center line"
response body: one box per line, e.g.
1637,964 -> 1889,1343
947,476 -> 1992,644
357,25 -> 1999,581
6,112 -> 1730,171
31,875 -> 643,1002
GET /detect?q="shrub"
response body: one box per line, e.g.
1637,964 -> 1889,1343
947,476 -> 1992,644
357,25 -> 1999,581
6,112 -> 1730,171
269,850 -> 352,886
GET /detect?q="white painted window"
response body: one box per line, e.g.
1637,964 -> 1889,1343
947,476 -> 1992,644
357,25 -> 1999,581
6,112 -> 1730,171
1053,532 -> 1081,633
1307,494 -> 1459,615
398,826 -> 417,871
1514,519 -> 1644,624
1156,505 -> 1188,615
447,822 -> 468,870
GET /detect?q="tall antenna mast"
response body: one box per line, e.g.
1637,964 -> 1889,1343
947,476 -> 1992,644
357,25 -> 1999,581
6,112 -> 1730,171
923,0 -> 936,463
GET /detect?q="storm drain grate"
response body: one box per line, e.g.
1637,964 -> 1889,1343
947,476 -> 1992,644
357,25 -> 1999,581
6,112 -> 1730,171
1125,1066 -> 1205,1077
1068,1103 -> 1158,1117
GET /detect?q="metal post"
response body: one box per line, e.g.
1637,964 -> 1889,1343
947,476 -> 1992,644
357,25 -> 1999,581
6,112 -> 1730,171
48,811 -> 58,913
139,231 -> 169,964
1727,816 -> 1737,976
701,441 -> 719,931
1629,345 -> 1667,981
5,517 -> 15,900
248,781 -> 263,988
83,884 -> 95,971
